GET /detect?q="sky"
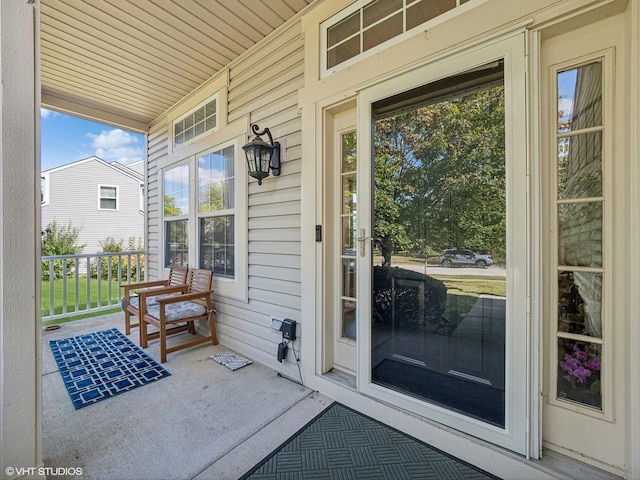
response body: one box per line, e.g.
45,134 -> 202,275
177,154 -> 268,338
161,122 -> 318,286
557,68 -> 577,124
40,109 -> 145,172
40,70 -> 576,172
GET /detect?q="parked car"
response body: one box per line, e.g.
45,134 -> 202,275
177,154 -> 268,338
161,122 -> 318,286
437,248 -> 493,268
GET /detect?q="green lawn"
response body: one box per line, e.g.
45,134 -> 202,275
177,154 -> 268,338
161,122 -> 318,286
430,274 -> 506,297
41,275 -> 124,325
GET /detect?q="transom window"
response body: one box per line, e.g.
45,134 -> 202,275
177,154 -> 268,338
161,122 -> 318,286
198,145 -> 235,279
322,0 -> 473,74
173,96 -> 217,148
98,185 -> 118,210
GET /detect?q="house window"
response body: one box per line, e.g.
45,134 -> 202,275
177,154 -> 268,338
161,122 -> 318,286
99,185 -> 118,210
554,60 -> 605,411
41,175 -> 49,205
322,0 -> 474,74
198,145 -> 235,279
163,163 -> 189,267
173,96 -> 217,148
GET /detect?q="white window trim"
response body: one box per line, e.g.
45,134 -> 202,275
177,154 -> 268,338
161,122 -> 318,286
195,137 -> 248,301
98,184 -> 118,211
139,183 -> 144,214
160,120 -> 248,302
164,71 -> 229,156
546,49 -> 614,423
41,173 -> 49,206
172,93 -> 219,151
162,162 -> 191,268
320,0 -> 485,78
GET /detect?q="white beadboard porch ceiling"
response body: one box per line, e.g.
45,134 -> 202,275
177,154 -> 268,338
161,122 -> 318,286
40,0 -> 314,132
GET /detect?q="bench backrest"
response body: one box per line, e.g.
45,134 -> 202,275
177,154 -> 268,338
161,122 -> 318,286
168,264 -> 189,286
187,269 -> 213,305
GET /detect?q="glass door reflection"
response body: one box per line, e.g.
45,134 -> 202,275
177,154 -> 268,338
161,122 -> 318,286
370,65 -> 507,427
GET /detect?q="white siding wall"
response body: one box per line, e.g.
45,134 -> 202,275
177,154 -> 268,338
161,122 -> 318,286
41,158 -> 143,254
226,24 -> 304,370
146,127 -> 166,281
146,22 -> 304,373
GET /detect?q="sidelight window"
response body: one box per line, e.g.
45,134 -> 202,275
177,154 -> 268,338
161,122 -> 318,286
554,61 -> 605,410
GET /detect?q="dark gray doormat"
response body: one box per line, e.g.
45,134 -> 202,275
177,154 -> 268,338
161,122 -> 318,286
239,402 -> 501,479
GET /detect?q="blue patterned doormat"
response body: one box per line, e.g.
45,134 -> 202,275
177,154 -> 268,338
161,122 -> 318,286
240,402 -> 500,479
50,328 -> 170,409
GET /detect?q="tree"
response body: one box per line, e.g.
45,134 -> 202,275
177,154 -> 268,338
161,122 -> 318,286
373,84 -> 506,266
198,182 -> 227,212
373,113 -> 421,266
164,194 -> 183,217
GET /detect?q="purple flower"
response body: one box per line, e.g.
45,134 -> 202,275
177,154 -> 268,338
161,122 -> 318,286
572,366 -> 592,383
560,355 -> 578,375
559,344 -> 601,388
584,357 -> 601,371
572,345 -> 588,362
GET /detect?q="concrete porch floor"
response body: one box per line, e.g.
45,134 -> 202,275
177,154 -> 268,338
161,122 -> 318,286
42,312 -> 331,480
41,312 -> 623,480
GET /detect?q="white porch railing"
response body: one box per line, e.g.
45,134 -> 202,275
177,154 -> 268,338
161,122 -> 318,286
41,251 -> 145,322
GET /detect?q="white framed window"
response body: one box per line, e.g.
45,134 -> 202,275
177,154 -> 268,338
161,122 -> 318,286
321,0 -> 477,77
173,95 -> 218,149
41,175 -> 49,205
160,119 -> 248,299
551,55 -> 611,417
98,185 -> 118,210
198,144 -> 235,279
139,184 -> 144,213
163,163 -> 190,267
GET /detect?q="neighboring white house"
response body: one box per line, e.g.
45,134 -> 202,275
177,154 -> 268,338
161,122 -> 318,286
41,156 -> 143,253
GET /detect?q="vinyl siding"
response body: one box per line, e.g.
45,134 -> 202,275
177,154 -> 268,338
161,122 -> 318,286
223,22 -> 303,370
41,158 -> 143,254
146,126 -> 166,281
146,21 -> 303,372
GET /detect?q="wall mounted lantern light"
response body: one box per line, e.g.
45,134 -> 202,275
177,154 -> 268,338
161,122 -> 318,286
242,124 -> 281,185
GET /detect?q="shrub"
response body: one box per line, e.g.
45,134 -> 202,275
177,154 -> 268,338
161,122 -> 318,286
91,236 -> 145,280
41,220 -> 85,279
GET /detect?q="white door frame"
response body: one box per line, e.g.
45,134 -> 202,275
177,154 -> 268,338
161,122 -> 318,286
537,12 -> 627,473
355,31 -> 530,455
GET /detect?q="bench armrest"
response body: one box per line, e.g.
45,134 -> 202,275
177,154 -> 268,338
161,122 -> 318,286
157,290 -> 213,305
123,280 -> 169,296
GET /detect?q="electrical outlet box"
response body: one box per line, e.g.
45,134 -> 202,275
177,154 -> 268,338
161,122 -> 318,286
277,342 -> 288,362
282,319 -> 297,341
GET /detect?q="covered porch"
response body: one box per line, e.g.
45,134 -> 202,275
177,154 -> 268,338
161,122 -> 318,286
42,312 -> 329,480
2,0 -> 640,478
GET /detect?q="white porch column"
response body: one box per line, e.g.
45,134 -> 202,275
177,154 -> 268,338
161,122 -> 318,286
0,1 -> 43,478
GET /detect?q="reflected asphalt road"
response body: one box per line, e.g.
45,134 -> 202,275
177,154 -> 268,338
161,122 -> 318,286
396,264 -> 507,277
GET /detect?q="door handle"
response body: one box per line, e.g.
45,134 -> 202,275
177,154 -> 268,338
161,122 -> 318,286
357,229 -> 380,257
